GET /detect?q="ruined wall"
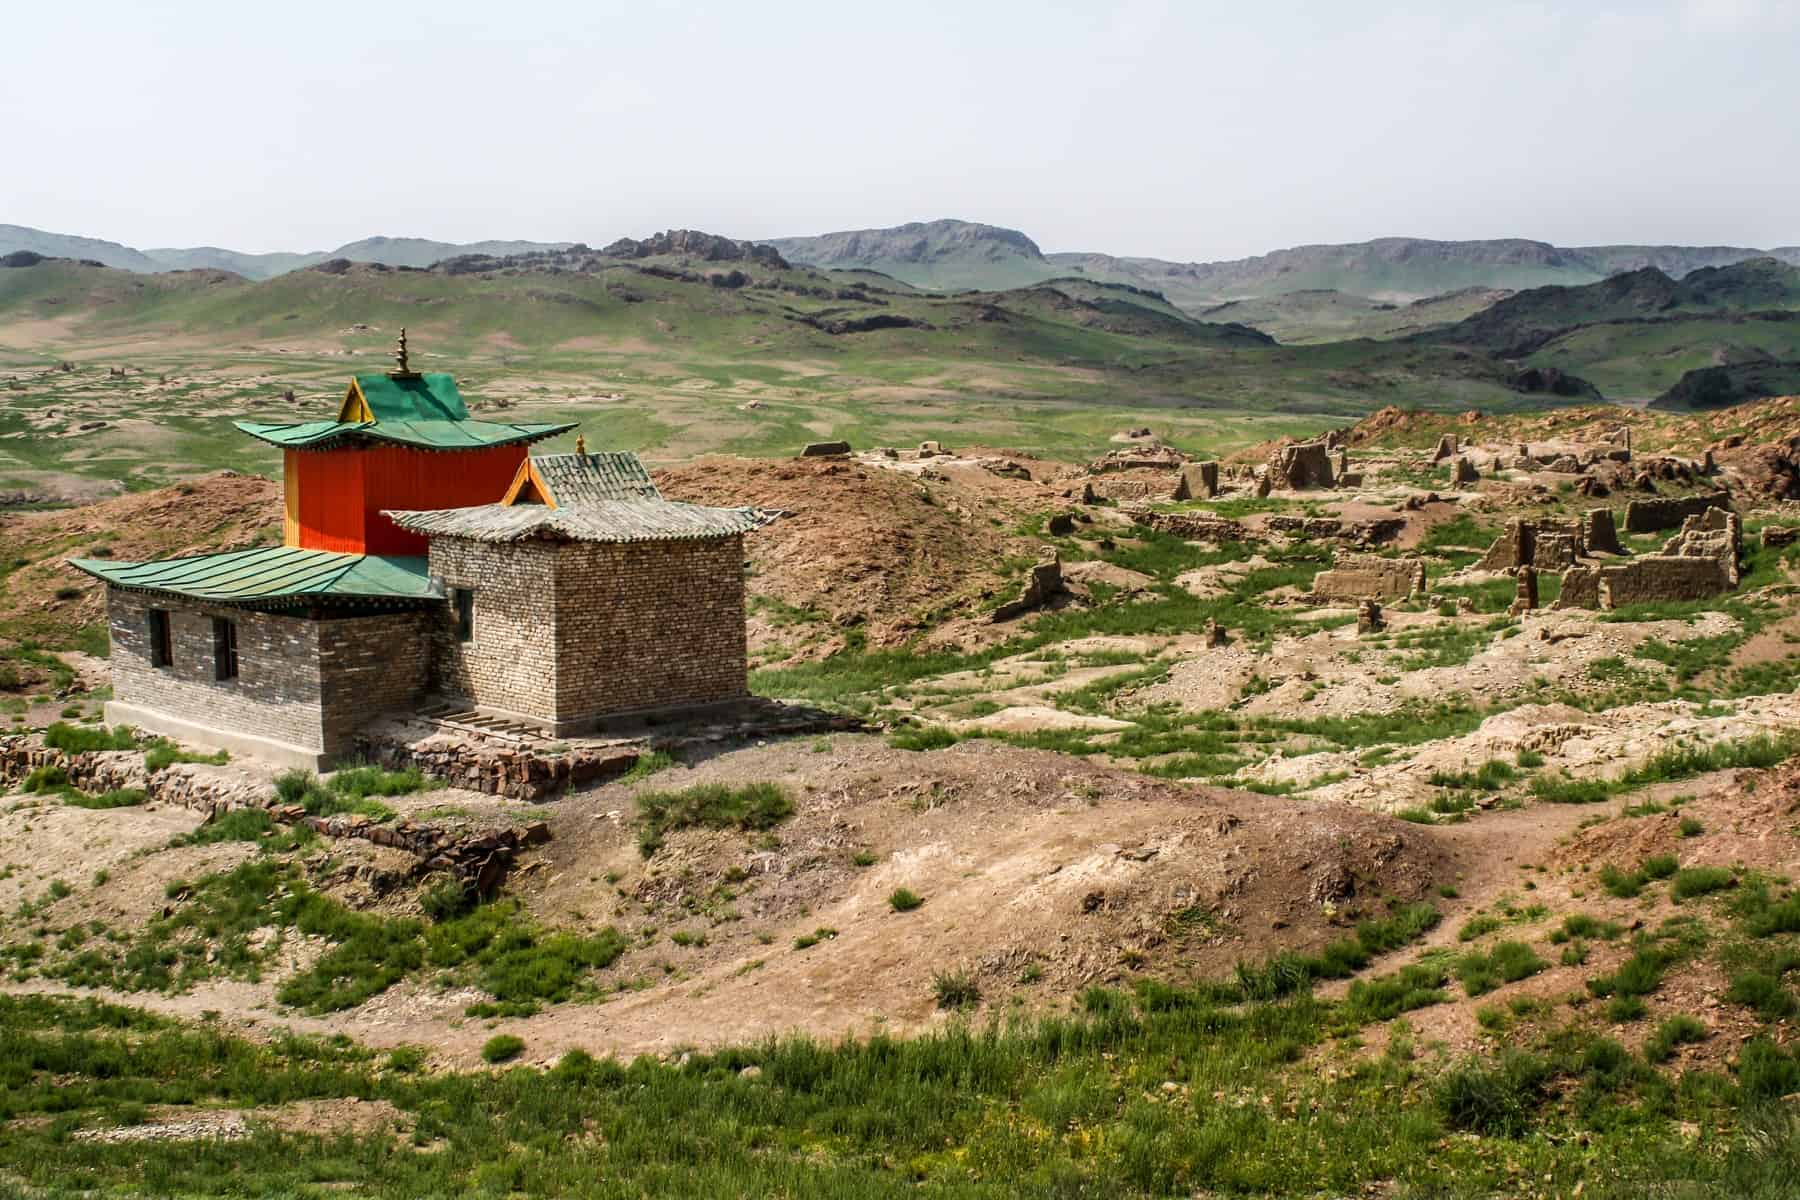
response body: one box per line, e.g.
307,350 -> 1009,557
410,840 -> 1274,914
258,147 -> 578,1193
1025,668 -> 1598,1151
1475,519 -> 1584,571
1597,557 -> 1734,607
427,538 -> 561,723
1270,442 -> 1335,489
1556,567 -> 1601,610
108,590 -> 328,751
552,536 -> 748,727
1623,491 -> 1731,533
1311,554 -> 1425,601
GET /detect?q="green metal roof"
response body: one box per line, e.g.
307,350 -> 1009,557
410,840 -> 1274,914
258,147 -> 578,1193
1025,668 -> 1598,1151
68,547 -> 444,608
234,417 -> 575,451
532,452 -> 661,504
354,373 -> 469,421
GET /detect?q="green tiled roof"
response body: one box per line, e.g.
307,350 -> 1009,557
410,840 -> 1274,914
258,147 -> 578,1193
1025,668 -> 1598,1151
384,499 -> 767,544
234,417 -> 575,451
68,547 -> 443,608
532,452 -> 661,504
353,373 -> 469,421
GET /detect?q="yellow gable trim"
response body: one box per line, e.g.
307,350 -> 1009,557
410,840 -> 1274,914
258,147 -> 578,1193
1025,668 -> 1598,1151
500,458 -> 556,508
336,378 -> 374,423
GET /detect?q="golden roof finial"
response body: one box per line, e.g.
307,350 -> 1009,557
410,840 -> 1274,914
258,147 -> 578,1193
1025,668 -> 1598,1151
575,433 -> 588,455
388,327 -> 420,379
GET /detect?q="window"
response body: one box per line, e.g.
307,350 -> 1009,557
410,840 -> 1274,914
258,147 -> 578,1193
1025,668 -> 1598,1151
147,609 -> 172,668
451,588 -> 475,643
212,617 -> 239,681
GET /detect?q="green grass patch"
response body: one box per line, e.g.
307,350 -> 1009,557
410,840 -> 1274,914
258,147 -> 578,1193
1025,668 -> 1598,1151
636,781 -> 793,857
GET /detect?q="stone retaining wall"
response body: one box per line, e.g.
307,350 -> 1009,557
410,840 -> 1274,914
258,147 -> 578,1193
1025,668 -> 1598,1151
0,736 -> 543,894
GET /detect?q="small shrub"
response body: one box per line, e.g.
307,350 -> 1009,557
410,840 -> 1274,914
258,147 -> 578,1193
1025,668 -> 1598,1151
1641,855 -> 1679,881
1678,816 -> 1705,838
64,788 -> 146,810
1671,866 -> 1735,901
620,750 -> 674,785
1517,748 -> 1546,769
888,888 -> 923,913
670,929 -> 706,948
1738,1039 -> 1800,1103
1457,914 -> 1502,942
143,739 -> 228,772
43,722 -> 135,754
1457,940 -> 1546,997
889,726 -> 960,752
21,765 -> 69,793
273,769 -> 315,805
792,927 -> 836,950
1726,971 -> 1799,1020
1644,1014 -> 1707,1063
851,850 -> 878,867
481,1034 -> 525,1064
421,879 -> 475,923
1436,1052 -> 1553,1135
933,969 -> 981,1011
1606,994 -> 1648,1022
1532,775 -> 1612,805
637,782 -> 793,858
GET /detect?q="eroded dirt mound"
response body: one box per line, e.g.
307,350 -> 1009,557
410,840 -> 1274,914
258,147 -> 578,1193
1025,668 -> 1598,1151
1,471 -> 281,641
656,456 -> 1033,653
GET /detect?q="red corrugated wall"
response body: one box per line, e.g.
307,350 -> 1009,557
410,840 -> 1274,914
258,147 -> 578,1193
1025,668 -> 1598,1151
290,445 -> 527,555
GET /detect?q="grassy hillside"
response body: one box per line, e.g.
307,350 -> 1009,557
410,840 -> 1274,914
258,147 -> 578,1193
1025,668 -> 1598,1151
1427,260 -> 1800,358
1198,287 -> 1511,345
1525,313 -> 1800,401
0,256 -> 1565,495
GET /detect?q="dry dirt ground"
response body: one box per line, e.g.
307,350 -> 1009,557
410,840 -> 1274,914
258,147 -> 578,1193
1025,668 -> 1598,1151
5,398 -> 1800,1072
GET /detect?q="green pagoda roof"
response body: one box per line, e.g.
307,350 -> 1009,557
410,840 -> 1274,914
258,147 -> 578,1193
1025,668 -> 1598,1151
234,417 -> 575,452
68,547 -> 443,609
235,368 -> 574,451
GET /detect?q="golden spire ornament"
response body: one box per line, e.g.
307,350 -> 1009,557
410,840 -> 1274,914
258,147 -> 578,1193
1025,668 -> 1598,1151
389,327 -> 420,379
575,434 -> 588,455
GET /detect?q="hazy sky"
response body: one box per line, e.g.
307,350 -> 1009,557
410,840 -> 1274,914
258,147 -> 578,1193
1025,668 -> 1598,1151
6,0 -> 1797,260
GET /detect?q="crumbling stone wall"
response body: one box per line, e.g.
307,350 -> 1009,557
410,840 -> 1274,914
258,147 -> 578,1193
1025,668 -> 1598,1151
1269,441 -> 1335,489
1171,461 -> 1219,500
1312,554 -> 1425,601
1556,567 -> 1601,609
107,590 -> 427,758
1623,490 -> 1731,533
1584,508 -> 1624,555
1659,507 -> 1741,587
1475,519 -> 1585,572
1597,557 -> 1734,607
1128,509 -> 1248,541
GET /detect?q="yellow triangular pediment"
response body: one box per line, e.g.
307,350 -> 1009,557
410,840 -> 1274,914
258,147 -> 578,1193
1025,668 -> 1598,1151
337,378 -> 374,423
500,458 -> 556,508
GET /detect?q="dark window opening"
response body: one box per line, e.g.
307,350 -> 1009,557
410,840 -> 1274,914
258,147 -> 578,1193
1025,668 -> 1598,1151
212,617 -> 239,681
147,609 -> 172,668
451,588 -> 475,643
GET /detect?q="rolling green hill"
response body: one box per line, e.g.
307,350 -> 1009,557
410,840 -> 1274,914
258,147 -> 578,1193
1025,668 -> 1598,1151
1197,287 -> 1512,345
1427,259 -> 1800,358
0,251 -> 1564,494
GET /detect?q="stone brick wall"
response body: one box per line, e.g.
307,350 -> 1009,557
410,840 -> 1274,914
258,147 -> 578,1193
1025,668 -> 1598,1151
426,534 -> 749,732
318,613 -> 430,750
109,589 -> 327,751
552,536 -> 748,724
109,590 -> 431,756
426,538 -> 561,722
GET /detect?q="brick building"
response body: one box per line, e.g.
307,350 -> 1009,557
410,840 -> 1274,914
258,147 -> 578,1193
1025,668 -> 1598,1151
71,335 -> 759,767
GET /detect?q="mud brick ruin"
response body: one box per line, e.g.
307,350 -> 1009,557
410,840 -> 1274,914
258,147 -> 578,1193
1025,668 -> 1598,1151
71,334 -> 763,767
1268,440 -> 1336,489
1476,518 -> 1587,571
1312,554 -> 1427,602
1623,490 -> 1732,533
1557,505 -> 1742,610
